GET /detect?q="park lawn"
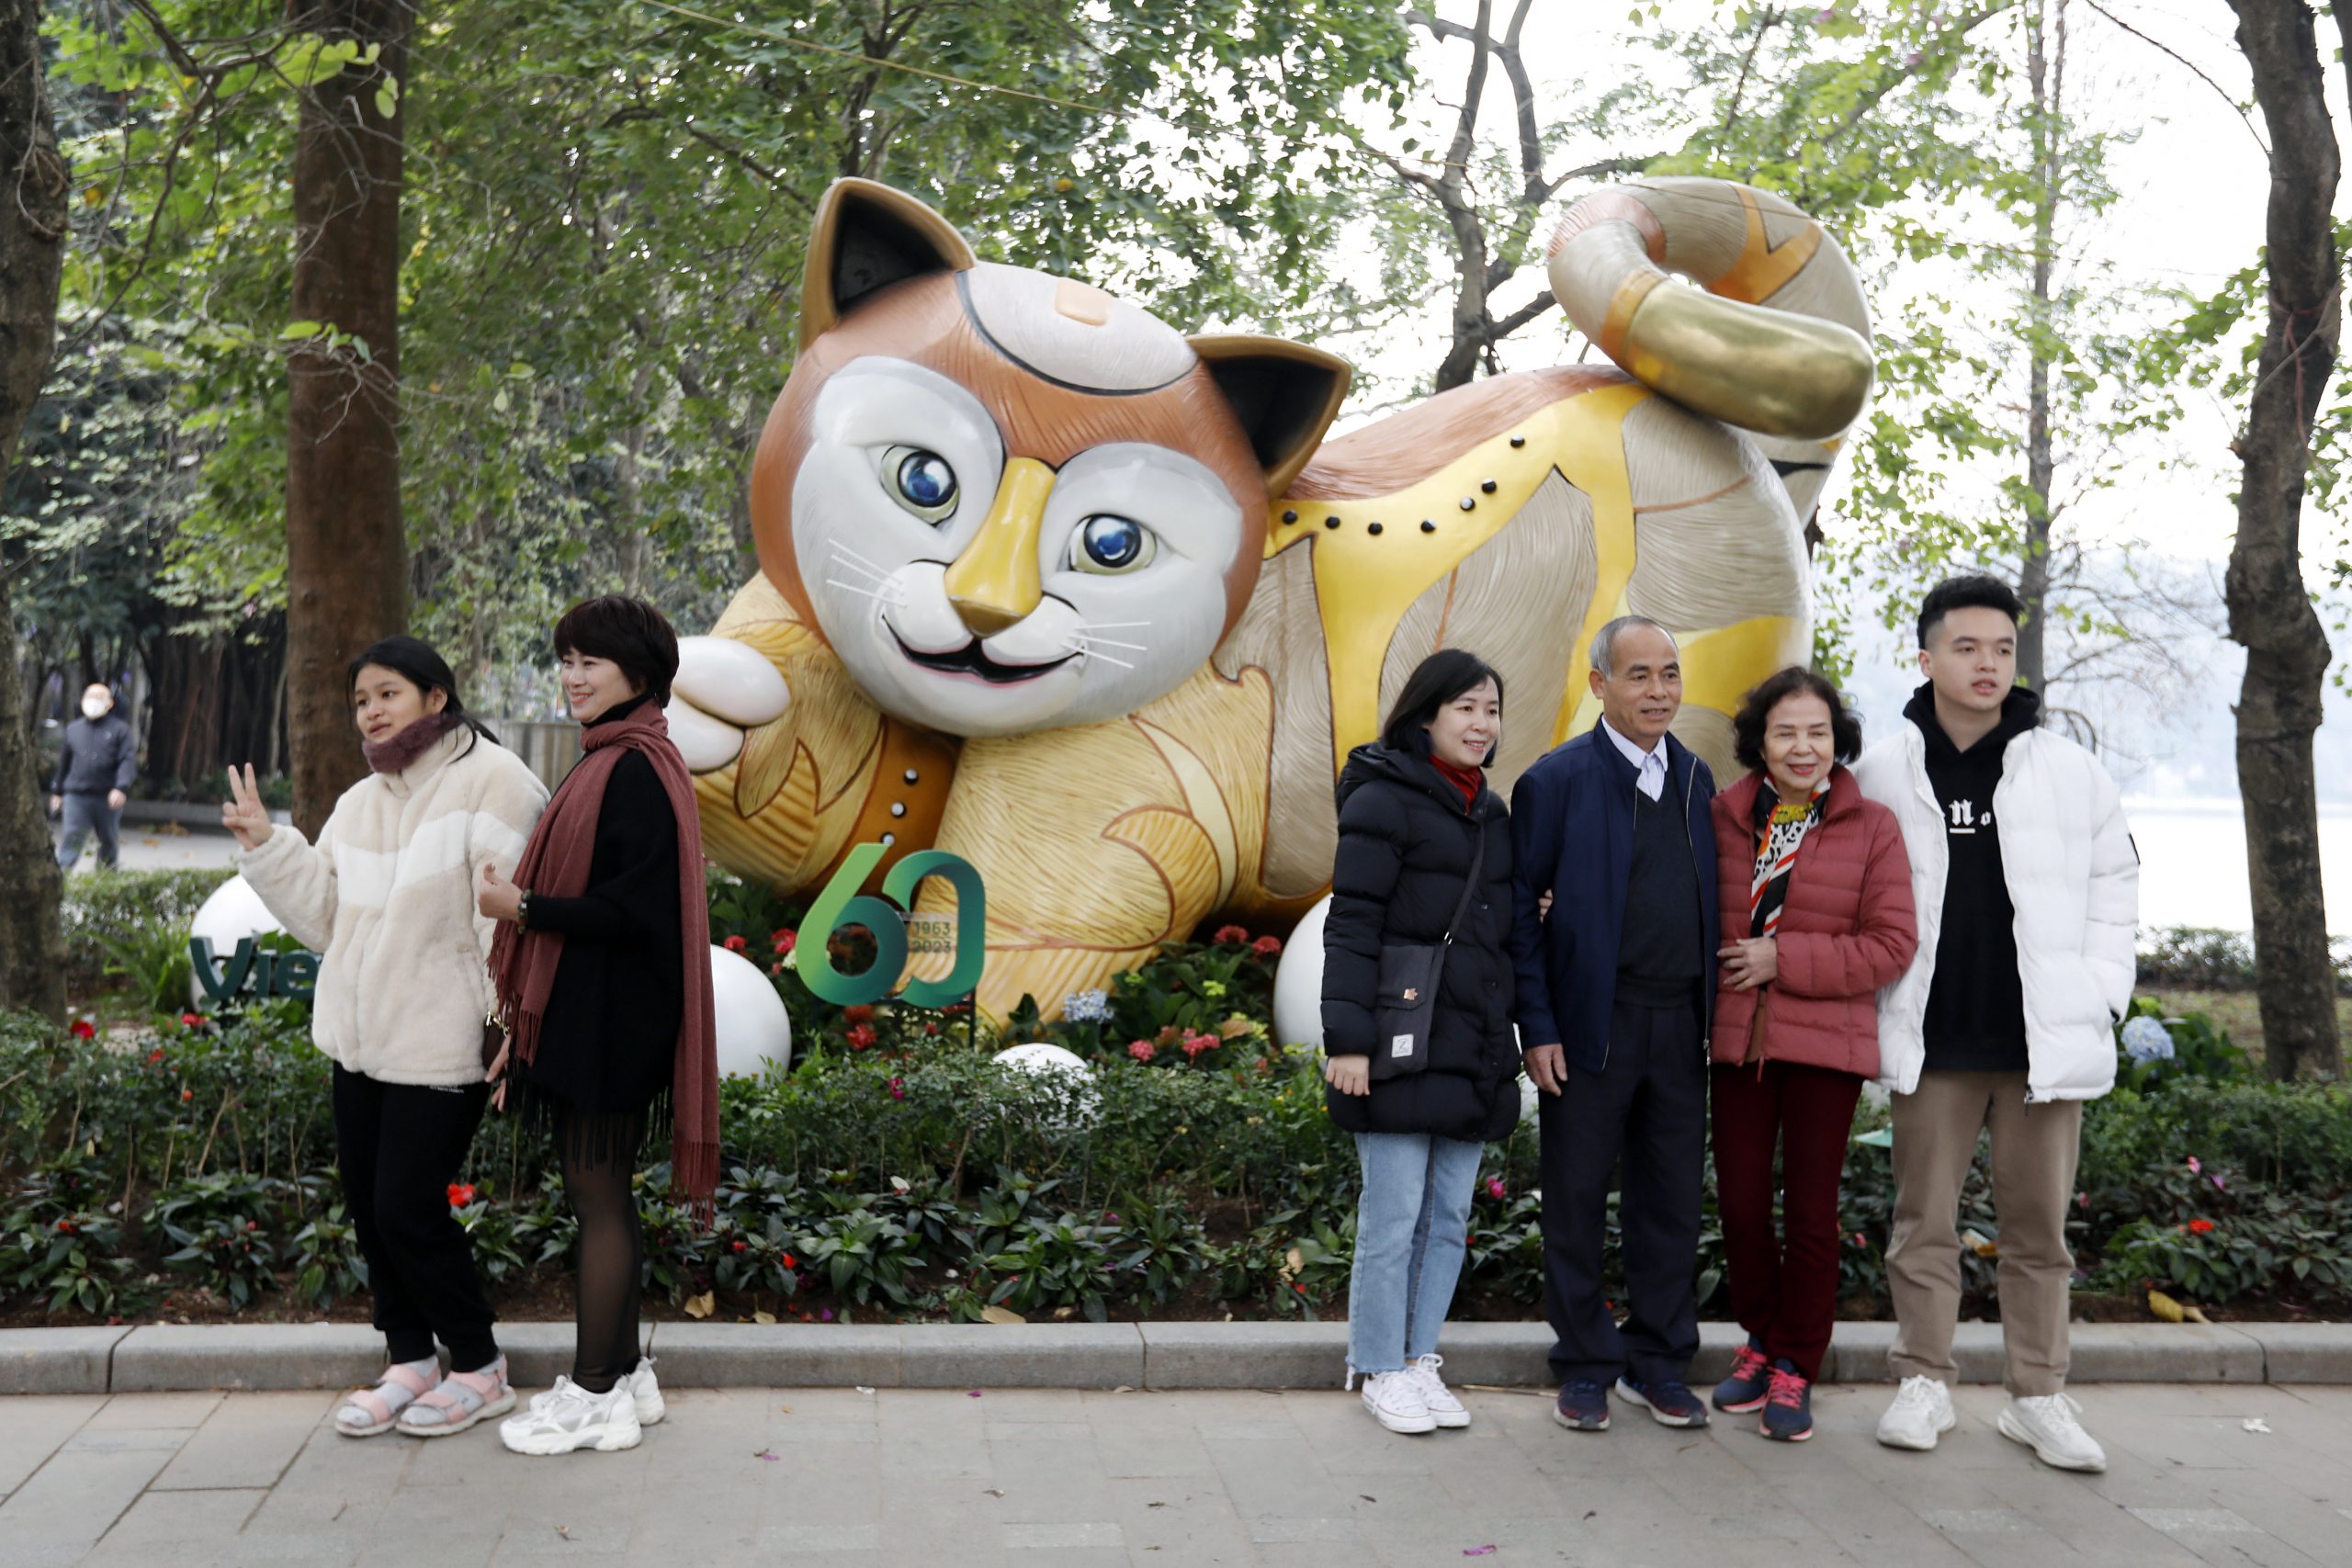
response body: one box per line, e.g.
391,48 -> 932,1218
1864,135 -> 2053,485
2142,987 -> 2352,1065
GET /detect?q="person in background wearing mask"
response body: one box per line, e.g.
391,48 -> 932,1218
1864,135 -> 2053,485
1854,574 -> 2137,1472
1510,615 -> 1719,1434
51,682 -> 138,872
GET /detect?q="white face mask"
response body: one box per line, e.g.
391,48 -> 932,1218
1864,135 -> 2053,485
81,697 -> 108,720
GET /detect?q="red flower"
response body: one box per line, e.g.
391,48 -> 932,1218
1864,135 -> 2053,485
770,961 -> 785,976
722,934 -> 748,953
1251,934 -> 1283,957
781,1252 -> 797,1269
179,1011 -> 205,1028
68,1019 -> 95,1039
772,929 -> 797,954
2188,1217 -> 2216,1235
730,1239 -> 747,1253
1485,1178 -> 1506,1201
847,1023 -> 877,1051
447,1183 -> 476,1207
1127,1040 -> 1157,1062
179,1088 -> 193,1101
923,1021 -> 940,1037
1180,1032 -> 1216,1060
888,1076 -> 906,1100
1214,924 -> 1249,944
843,1004 -> 876,1025
146,1048 -> 164,1064
54,1218 -> 74,1234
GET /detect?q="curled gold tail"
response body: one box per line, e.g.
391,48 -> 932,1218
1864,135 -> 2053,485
1547,178 -> 1874,462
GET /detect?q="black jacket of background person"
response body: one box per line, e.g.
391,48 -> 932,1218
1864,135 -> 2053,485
51,713 -> 137,796
515,694 -> 684,1116
1320,739 -> 1521,1143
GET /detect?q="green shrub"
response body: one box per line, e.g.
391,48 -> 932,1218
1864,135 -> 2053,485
2137,926 -> 2352,997
2113,998 -> 2246,1095
146,1172 -> 283,1308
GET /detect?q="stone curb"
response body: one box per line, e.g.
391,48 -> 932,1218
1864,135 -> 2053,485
2,1320 -> 2343,1393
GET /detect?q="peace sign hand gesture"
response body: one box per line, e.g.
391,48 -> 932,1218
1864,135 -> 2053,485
221,764 -> 274,851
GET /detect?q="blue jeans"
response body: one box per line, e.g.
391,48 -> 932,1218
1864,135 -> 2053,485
1346,1132 -> 1484,1375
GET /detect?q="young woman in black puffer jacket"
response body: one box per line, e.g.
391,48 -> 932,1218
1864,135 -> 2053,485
1321,649 -> 1520,1438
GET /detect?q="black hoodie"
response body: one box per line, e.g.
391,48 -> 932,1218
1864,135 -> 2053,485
1906,682 -> 2042,1075
1319,740 -> 1521,1143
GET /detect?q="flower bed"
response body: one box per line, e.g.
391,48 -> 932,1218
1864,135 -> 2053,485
6,874 -> 2346,1329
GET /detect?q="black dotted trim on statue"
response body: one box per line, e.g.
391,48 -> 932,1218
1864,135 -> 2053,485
1458,497 -> 1475,511
1324,515 -> 1340,529
1510,434 -> 1526,447
1281,509 -> 1297,524
1420,520 -> 1437,534
903,769 -> 920,784
1481,479 -> 1498,493
1367,522 -> 1384,536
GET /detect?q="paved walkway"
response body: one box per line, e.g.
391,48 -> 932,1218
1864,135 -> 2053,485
1,1381 -> 2346,1566
55,822 -> 239,874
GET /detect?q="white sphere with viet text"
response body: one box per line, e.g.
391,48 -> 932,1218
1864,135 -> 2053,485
187,874 -> 286,1007
711,943 -> 793,1080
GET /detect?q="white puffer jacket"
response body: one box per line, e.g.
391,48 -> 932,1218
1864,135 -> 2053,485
239,728 -> 550,1087
1852,720 -> 2138,1102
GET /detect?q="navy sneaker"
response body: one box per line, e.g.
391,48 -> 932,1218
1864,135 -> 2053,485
1616,1376 -> 1709,1427
1553,1381 -> 1611,1432
1758,1360 -> 1813,1442
1713,1336 -> 1771,1414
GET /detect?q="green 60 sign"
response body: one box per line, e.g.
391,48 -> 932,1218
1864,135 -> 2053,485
797,843 -> 986,1008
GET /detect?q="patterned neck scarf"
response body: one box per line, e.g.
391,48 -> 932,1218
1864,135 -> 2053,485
1747,776 -> 1830,938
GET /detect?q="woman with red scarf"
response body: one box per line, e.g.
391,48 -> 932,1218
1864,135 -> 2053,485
478,596 -> 718,1457
1707,667 -> 1916,1442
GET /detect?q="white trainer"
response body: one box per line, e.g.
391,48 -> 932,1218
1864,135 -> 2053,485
1408,1354 -> 1470,1429
1359,1370 -> 1438,1435
1997,1393 -> 2107,1472
500,1375 -> 643,1456
1876,1374 -> 1959,1451
524,1358 -> 663,1427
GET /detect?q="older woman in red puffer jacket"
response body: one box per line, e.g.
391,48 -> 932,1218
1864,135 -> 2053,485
1706,667 -> 1917,1443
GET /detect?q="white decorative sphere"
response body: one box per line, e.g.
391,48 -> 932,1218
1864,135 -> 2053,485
187,874 -> 286,1006
989,1042 -> 1101,1132
709,943 -> 793,1080
1271,895 -> 1331,1055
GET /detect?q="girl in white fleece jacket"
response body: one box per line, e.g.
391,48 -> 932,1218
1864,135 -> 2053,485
225,637 -> 548,1440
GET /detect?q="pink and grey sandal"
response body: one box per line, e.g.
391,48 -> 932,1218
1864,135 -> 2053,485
397,1354 -> 516,1438
336,1359 -> 437,1438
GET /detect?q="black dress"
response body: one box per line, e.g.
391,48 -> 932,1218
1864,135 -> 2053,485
1319,740 -> 1521,1144
516,695 -> 684,1118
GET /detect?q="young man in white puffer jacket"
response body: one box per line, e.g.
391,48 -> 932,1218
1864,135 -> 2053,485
1853,575 -> 2138,1474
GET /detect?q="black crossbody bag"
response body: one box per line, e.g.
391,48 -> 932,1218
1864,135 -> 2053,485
1368,818 -> 1487,1082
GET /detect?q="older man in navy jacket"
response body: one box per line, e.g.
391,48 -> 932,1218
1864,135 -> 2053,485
1510,616 -> 1718,1432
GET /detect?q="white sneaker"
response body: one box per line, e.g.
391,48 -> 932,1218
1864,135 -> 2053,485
1876,1374 -> 1959,1450
1408,1354 -> 1470,1429
500,1375 -> 643,1456
1997,1393 -> 2107,1472
525,1358 -> 663,1426
1359,1370 -> 1438,1435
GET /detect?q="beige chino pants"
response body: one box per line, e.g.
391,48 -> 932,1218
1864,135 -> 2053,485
1886,1069 -> 2082,1397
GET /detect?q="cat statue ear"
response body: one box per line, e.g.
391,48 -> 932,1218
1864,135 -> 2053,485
799,179 -> 978,351
1189,336 -> 1351,499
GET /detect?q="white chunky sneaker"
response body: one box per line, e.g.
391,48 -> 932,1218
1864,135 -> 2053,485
1876,1374 -> 1959,1451
1408,1354 -> 1470,1429
500,1375 -> 643,1456
1997,1393 -> 2107,1472
1359,1370 -> 1438,1435
525,1358 -> 663,1426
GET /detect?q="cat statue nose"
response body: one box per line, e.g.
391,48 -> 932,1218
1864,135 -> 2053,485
944,457 -> 1055,639
950,597 -> 1024,638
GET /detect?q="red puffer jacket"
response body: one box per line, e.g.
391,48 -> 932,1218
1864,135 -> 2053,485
1711,766 -> 1917,1077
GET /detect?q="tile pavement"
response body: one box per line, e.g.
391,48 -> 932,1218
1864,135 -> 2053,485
1,1380 -> 2347,1566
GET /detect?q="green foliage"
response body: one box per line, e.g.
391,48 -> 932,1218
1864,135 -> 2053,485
2137,927 -> 2352,998
2112,998 -> 2247,1097
145,1172 -> 283,1308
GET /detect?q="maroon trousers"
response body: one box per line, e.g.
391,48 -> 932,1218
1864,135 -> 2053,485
1710,1059 -> 1865,1382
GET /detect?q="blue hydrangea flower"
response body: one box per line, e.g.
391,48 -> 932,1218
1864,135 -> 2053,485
2120,1015 -> 2176,1065
1061,988 -> 1112,1025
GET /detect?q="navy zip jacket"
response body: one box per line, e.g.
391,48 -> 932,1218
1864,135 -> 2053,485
1508,726 -> 1720,1072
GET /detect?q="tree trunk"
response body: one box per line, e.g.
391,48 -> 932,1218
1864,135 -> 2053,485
285,1 -> 413,838
2223,0 -> 2343,1081
0,0 -> 70,1021
2015,0 -> 2064,693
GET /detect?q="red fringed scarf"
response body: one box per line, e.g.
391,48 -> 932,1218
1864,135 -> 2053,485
490,701 -> 718,1221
